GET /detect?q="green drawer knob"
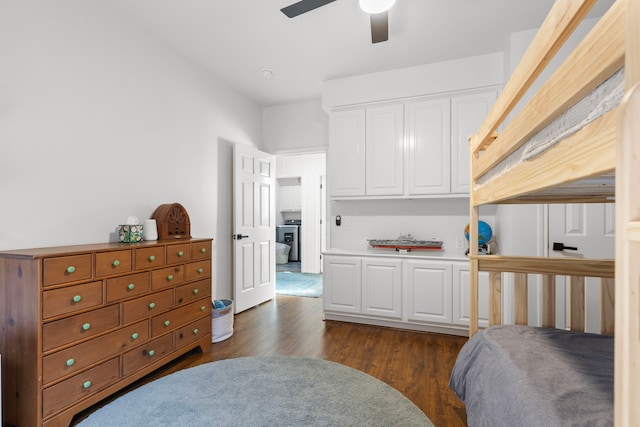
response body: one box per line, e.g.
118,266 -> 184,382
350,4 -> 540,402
193,288 -> 199,295
197,268 -> 204,274
132,333 -> 139,340
149,302 -> 156,309
72,295 -> 82,303
82,323 -> 91,331
200,305 -> 206,312
66,358 -> 75,367
127,283 -> 135,290
113,260 -> 120,267
178,251 -> 184,257
164,320 -> 170,327
67,266 -> 76,274
148,350 -> 155,357
200,247 -> 206,254
149,255 -> 156,261
83,381 -> 92,389
193,328 -> 199,335
167,275 -> 174,281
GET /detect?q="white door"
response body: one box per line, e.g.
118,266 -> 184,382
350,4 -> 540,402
233,144 -> 276,313
365,104 -> 404,196
549,203 -> 615,331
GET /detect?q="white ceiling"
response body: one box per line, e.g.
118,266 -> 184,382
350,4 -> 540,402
104,0 -> 614,107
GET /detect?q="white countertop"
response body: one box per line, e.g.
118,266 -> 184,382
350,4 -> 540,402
323,247 -> 468,262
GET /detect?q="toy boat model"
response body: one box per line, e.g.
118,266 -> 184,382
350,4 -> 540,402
368,234 -> 443,251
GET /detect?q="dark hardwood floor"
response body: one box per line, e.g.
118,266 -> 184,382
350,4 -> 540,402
75,295 -> 468,426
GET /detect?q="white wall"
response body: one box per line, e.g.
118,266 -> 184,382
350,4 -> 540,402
0,0 -> 263,300
276,153 -> 326,273
263,99 -> 328,154
322,52 -> 504,111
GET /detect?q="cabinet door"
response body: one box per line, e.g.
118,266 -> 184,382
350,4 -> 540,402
323,256 -> 362,314
366,104 -> 404,196
280,185 -> 301,211
451,90 -> 497,194
329,109 -> 366,197
406,97 -> 451,195
452,263 -> 490,328
362,258 -> 402,319
405,260 -> 452,324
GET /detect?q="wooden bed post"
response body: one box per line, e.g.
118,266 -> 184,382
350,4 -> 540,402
541,274 -> 556,328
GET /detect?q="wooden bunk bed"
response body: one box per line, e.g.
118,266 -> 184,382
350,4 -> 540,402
449,0 -> 639,425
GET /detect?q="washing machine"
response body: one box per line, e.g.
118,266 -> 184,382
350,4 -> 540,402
276,220 -> 301,262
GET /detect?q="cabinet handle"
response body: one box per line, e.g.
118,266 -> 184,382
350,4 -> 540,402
167,275 -> 174,281
193,328 -> 199,335
149,302 -> 156,309
148,350 -> 155,357
197,268 -> 204,274
113,260 -> 120,267
82,323 -> 91,331
200,305 -> 206,312
83,381 -> 92,389
66,266 -> 76,274
127,283 -> 135,290
178,251 -> 184,257
164,320 -> 170,327
149,255 -> 156,261
132,333 -> 139,340
193,288 -> 199,295
200,247 -> 206,254
72,295 -> 82,303
66,358 -> 75,367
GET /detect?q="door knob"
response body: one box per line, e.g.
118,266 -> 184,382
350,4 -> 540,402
553,242 -> 578,251
233,234 -> 249,240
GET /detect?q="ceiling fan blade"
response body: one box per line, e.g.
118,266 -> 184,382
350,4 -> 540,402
281,0 -> 336,18
370,11 -> 389,43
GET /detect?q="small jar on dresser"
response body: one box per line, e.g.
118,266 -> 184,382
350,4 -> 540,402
0,238 -> 213,427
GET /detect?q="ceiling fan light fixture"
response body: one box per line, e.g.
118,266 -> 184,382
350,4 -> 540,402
359,0 -> 396,14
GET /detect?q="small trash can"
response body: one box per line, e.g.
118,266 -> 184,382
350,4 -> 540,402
212,299 -> 234,343
276,242 -> 291,264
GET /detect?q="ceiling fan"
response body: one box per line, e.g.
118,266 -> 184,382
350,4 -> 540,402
280,0 -> 396,44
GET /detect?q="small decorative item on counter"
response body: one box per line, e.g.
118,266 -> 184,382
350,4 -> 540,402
118,215 -> 143,243
368,234 -> 443,252
144,219 -> 158,241
151,203 -> 191,240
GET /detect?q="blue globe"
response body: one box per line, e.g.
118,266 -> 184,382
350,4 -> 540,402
464,221 -> 493,245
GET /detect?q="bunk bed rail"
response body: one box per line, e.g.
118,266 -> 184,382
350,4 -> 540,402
472,255 -> 615,334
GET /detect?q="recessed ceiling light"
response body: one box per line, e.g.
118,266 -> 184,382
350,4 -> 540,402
261,69 -> 274,79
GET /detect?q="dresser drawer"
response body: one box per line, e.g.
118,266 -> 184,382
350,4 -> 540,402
135,246 -> 166,270
166,242 -> 191,264
151,298 -> 209,337
43,305 -> 120,352
43,254 -> 92,287
175,278 -> 210,306
122,334 -> 174,377
42,357 -> 119,419
191,241 -> 211,261
43,281 -> 103,319
185,260 -> 211,282
43,320 -> 149,385
122,289 -> 173,325
95,249 -> 132,277
106,272 -> 150,302
175,316 -> 211,349
151,265 -> 184,290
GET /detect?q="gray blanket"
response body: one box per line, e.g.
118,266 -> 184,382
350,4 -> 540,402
449,325 -> 613,427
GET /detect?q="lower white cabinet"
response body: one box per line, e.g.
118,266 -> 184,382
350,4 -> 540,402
323,254 -> 490,335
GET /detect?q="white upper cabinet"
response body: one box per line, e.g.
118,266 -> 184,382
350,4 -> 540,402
329,109 -> 366,197
365,104 -> 404,196
406,97 -> 451,195
451,90 -> 498,194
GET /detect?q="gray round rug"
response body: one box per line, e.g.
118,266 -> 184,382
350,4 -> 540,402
78,356 -> 433,426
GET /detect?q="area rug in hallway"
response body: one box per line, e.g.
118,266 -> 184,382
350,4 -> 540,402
77,356 -> 433,426
276,271 -> 322,297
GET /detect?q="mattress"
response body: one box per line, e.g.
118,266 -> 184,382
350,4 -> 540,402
449,325 -> 614,427
476,68 -> 624,188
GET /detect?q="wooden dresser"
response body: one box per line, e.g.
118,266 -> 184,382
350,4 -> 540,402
0,238 -> 213,427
